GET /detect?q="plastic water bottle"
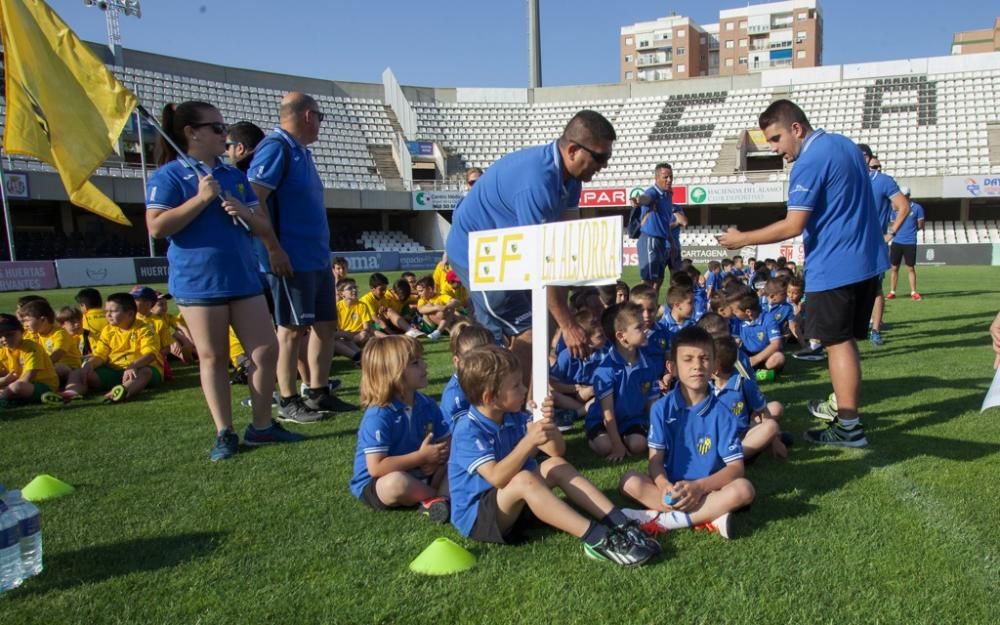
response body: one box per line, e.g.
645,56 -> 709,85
4,491 -> 41,578
0,499 -> 23,592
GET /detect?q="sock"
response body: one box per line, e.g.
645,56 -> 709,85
839,417 -> 860,429
581,521 -> 609,547
307,386 -> 328,397
279,395 -> 298,406
602,508 -> 628,528
658,511 -> 693,531
809,339 -> 822,350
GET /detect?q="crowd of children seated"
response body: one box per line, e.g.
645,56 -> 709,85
348,255 -> 817,567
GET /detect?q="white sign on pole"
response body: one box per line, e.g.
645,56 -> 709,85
468,216 -> 623,418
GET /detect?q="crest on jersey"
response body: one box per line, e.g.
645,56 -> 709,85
697,435 -> 712,455
731,401 -> 744,417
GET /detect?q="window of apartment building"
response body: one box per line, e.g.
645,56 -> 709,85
700,36 -> 707,44
797,31 -> 806,39
725,58 -> 734,67
638,39 -> 650,48
676,29 -> 685,37
625,37 -> 633,46
739,57 -> 747,65
726,22 -> 735,31
678,64 -> 686,73
725,40 -> 735,48
797,50 -> 806,59
739,20 -> 747,29
677,47 -> 685,55
625,55 -> 633,63
739,39 -> 747,47
798,11 -> 808,20
626,71 -> 634,80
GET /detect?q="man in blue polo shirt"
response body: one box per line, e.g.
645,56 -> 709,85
630,163 -> 688,297
857,146 -> 910,346
250,91 -> 354,422
718,99 -> 888,447
887,185 -> 925,301
445,110 -> 616,383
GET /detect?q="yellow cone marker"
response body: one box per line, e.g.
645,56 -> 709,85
409,537 -> 476,575
22,474 -> 75,501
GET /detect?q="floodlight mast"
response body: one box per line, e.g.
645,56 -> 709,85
528,0 -> 541,88
82,0 -> 142,66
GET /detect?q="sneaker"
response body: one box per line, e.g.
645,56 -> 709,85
869,329 -> 884,346
103,384 -> 127,404
807,396 -> 839,422
803,421 -> 868,447
755,369 -> 775,382
209,429 -> 239,462
426,329 -> 442,341
621,509 -> 670,536
418,496 -> 450,523
243,419 -> 306,446
694,512 -> 733,539
885,291 -> 896,300
554,409 -> 576,432
303,390 -> 357,413
275,396 -> 324,424
40,391 -> 69,406
792,346 -> 825,361
621,519 -> 663,555
583,527 -> 656,567
229,364 -> 249,385
404,327 -> 425,338
911,292 -> 922,301
328,378 -> 343,394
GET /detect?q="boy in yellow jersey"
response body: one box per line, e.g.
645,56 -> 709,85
335,278 -> 373,347
441,269 -> 473,314
359,272 -> 424,338
151,291 -> 195,363
401,272 -> 419,307
56,306 -> 85,355
433,258 -> 452,295
19,299 -> 82,384
62,293 -> 163,403
416,276 -> 464,341
75,288 -> 107,355
0,313 -> 60,406
15,295 -> 46,342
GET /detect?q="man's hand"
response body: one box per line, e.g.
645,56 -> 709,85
267,246 -> 293,278
883,233 -> 894,244
716,228 -> 746,250
560,321 -> 591,359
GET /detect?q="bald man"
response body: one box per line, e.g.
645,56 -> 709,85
249,92 -> 354,422
444,110 -> 616,384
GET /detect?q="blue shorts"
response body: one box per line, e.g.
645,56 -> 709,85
638,233 -> 669,282
469,289 -> 532,341
175,292 -> 261,307
267,270 -> 336,327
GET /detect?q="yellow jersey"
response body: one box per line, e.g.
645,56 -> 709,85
35,326 -> 82,369
228,326 -> 245,368
417,294 -> 453,309
92,320 -> 164,375
441,281 -> 469,304
82,308 -> 107,336
137,313 -> 173,350
433,261 -> 450,293
336,300 -> 372,333
0,339 -> 59,389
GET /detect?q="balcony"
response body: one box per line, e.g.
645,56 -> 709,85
637,53 -> 673,67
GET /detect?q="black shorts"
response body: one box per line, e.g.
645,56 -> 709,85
469,487 -> 539,544
586,423 -> 649,441
803,276 -> 880,343
359,478 -> 390,510
890,243 -> 917,268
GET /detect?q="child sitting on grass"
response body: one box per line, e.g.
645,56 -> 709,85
359,272 -> 424,338
61,293 -> 163,403
336,278 -> 374,347
440,322 -> 496,432
548,308 -> 607,430
448,345 -> 659,566
729,285 -> 786,375
19,299 -> 82,385
415,276 -> 463,341
620,327 -> 755,540
348,335 -> 451,522
56,306 -> 85,356
0,313 -> 61,407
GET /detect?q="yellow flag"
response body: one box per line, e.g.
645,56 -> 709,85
0,0 -> 137,225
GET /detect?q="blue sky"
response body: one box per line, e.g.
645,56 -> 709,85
52,0 -> 997,87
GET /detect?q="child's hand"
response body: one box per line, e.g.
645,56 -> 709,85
418,432 -> 448,464
526,417 -> 558,448
771,437 -> 788,459
659,484 -> 677,512
669,480 -> 706,512
608,440 -> 629,462
122,367 -> 137,384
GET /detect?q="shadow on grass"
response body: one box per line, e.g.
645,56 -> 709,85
17,531 -> 226,596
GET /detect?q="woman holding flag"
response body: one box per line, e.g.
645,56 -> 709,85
145,100 -> 300,461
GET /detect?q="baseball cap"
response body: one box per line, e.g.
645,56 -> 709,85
155,290 -> 174,300
129,285 -> 157,301
857,143 -> 876,159
445,270 -> 461,283
0,313 -> 21,332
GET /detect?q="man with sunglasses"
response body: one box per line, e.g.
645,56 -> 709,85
630,162 -> 687,297
445,110 -> 616,385
249,91 -> 354,423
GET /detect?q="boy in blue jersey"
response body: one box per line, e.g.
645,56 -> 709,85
630,284 -> 671,385
761,278 -> 795,337
549,309 -> 607,430
449,346 -> 658,565
719,100 -> 888,446
620,327 -> 755,539
631,163 -> 687,296
658,286 -> 695,336
445,110 -> 616,384
586,303 -> 661,461
704,261 -> 723,299
711,336 -> 787,460
440,322 -> 495,433
887,185 -> 925,301
731,283 -> 786,374
697,312 -> 755,381
857,144 -> 911,346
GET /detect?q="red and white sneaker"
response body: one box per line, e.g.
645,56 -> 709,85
693,512 -> 733,539
885,291 -> 896,300
418,496 -> 450,523
622,508 -> 670,535
910,292 -> 922,301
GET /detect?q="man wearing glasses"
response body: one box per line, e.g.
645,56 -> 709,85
445,110 -> 616,384
249,91 -> 354,423
630,162 -> 687,297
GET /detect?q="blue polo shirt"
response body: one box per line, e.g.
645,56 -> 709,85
693,286 -> 708,321
445,141 -> 581,284
713,374 -> 767,437
648,386 -> 744,481
739,312 -> 783,355
786,129 -> 889,292
146,157 -> 262,300
657,311 -> 693,336
761,299 -> 794,328
439,373 -> 470,433
550,343 -> 608,385
704,270 -> 722,293
248,128 -> 330,272
868,170 -> 901,233
639,186 -> 674,239
584,347 -> 660,433
448,406 -> 537,537
643,324 -> 673,379
892,201 -> 924,245
348,394 -> 449,498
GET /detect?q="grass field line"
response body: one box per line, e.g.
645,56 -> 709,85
869,462 -> 999,591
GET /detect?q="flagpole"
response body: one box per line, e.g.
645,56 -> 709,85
134,107 -> 155,257
135,105 -> 250,232
0,153 -> 17,261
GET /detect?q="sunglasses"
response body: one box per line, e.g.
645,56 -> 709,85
309,110 -> 325,123
191,122 -> 227,135
572,141 -> 611,165
225,140 -> 240,148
